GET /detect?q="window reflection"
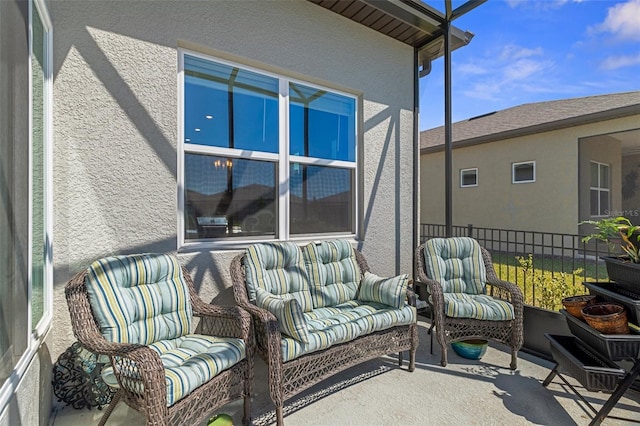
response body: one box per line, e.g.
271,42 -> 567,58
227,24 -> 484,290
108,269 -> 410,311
289,83 -> 355,162
185,154 -> 276,239
184,55 -> 278,152
290,164 -> 353,234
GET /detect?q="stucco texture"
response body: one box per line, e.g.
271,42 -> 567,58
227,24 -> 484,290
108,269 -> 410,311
51,1 -> 415,359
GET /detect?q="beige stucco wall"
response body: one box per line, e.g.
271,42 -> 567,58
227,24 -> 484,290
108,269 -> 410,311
622,153 -> 640,225
420,115 -> 638,235
578,134 -> 622,223
50,0 -> 415,362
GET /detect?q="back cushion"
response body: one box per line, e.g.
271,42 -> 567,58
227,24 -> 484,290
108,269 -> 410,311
85,253 -> 193,345
422,237 -> 486,294
244,242 -> 313,312
302,240 -> 361,308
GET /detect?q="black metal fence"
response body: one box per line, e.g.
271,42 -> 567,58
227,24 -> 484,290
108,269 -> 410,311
419,223 -> 612,309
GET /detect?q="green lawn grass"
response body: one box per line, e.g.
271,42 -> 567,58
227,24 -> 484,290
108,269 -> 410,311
489,252 -> 610,311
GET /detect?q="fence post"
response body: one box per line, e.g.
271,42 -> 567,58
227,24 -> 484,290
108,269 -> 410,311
467,224 -> 473,238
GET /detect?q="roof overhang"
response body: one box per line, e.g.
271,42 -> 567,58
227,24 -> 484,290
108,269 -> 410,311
306,0 -> 476,74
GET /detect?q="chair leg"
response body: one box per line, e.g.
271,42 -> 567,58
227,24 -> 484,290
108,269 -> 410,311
98,389 -> 122,426
510,350 -> 518,370
276,406 -> 284,426
409,349 -> 416,372
242,396 -> 251,426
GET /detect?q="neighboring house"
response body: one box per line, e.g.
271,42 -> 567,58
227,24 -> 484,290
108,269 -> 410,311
420,92 -> 640,236
0,0 -> 473,423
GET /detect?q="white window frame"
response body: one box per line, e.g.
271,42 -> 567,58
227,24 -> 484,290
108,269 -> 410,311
590,161 -> 610,217
0,0 -> 53,409
512,161 -> 535,184
177,50 -> 359,250
460,168 -> 478,188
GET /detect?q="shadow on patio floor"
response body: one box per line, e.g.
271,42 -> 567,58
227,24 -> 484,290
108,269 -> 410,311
51,319 -> 640,425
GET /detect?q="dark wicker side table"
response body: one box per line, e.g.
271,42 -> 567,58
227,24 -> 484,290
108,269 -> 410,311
52,342 -> 116,410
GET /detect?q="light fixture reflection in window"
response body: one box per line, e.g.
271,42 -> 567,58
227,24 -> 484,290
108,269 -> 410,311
213,159 -> 233,169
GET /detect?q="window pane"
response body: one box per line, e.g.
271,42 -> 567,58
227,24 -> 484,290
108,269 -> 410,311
600,164 -> 609,189
184,154 -> 276,239
184,55 -> 278,152
0,0 -> 30,388
289,83 -> 355,161
590,162 -> 599,187
32,8 -> 45,328
590,189 -> 599,216
290,164 -> 353,234
600,191 -> 610,215
514,163 -> 534,182
461,170 -> 477,187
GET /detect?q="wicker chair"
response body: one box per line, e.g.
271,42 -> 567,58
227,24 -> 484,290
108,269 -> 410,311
65,254 -> 254,426
231,245 -> 418,426
415,238 -> 523,369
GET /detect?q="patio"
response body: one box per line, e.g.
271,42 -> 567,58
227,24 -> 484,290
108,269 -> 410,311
49,317 -> 640,426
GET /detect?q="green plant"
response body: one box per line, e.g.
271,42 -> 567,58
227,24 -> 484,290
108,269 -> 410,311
515,254 -> 584,311
580,216 -> 640,263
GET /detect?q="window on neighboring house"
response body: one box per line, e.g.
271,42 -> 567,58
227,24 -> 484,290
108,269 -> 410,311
460,168 -> 478,187
590,161 -> 610,217
179,52 -> 357,245
512,161 -> 535,183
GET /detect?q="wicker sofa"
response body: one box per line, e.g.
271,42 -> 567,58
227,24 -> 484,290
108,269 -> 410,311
231,240 -> 418,425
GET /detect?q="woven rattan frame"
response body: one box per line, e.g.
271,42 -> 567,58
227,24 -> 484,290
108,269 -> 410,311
65,264 -> 254,426
415,241 -> 523,370
231,249 -> 418,426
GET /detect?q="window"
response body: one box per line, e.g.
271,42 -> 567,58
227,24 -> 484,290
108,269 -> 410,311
460,168 -> 478,187
590,161 -> 610,217
180,52 -> 357,245
512,161 -> 535,183
0,0 -> 52,392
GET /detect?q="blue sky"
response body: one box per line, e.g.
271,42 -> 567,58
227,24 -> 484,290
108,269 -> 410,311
419,0 -> 640,130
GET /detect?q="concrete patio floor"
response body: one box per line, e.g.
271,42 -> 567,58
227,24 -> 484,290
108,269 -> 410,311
50,318 -> 640,426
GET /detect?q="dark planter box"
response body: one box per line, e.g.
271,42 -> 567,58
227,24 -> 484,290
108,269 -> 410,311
522,305 -> 571,360
603,256 -> 640,292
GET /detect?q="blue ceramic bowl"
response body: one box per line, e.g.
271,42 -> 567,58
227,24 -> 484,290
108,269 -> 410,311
451,339 -> 488,360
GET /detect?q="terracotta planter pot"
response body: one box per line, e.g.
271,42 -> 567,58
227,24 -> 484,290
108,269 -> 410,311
562,295 -> 597,319
581,303 -> 629,335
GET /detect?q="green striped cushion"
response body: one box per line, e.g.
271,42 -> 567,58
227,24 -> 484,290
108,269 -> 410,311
103,334 -> 246,406
443,293 -> 514,320
302,240 -> 360,308
244,242 -> 313,312
85,254 -> 192,345
357,272 -> 408,309
280,329 -> 335,362
256,289 -> 309,343
423,237 -> 486,295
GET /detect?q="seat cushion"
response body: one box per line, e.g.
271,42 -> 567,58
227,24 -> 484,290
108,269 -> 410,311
422,237 -> 486,295
278,301 -> 416,362
102,334 -> 246,407
244,242 -> 313,312
357,272 -> 409,309
256,288 -> 309,343
85,253 -> 192,345
443,293 -> 514,321
302,240 -> 360,308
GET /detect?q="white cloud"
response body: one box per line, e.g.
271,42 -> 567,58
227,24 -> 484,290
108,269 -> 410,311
457,62 -> 489,75
500,44 -> 544,60
592,0 -> 640,41
600,53 -> 640,70
458,43 -> 555,101
506,0 -> 579,10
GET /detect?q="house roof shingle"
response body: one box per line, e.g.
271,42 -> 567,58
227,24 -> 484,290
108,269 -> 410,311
420,91 -> 640,152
